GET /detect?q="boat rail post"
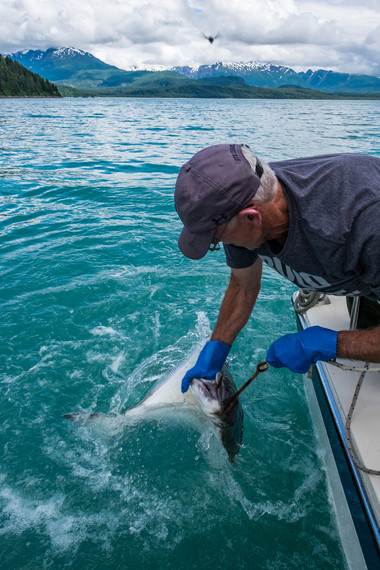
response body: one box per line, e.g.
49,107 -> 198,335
349,297 -> 360,330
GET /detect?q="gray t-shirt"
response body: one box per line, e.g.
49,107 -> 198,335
224,154 -> 380,300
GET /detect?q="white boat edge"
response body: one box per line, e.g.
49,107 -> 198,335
292,291 -> 380,569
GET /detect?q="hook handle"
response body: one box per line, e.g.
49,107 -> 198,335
224,360 -> 269,409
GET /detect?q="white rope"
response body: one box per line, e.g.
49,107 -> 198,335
293,289 -> 326,313
327,360 -> 380,373
342,363 -> 380,476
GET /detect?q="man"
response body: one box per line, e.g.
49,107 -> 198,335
174,143 -> 380,393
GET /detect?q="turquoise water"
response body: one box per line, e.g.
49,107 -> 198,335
1,98 -> 380,569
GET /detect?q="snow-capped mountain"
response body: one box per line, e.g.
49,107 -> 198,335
7,47 -> 118,83
171,61 -> 303,88
6,48 -> 380,93
171,61 -> 380,92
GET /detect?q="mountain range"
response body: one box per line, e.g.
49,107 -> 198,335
173,62 -> 380,93
5,47 -> 380,97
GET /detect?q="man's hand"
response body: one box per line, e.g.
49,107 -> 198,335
181,340 -> 231,393
266,326 -> 338,373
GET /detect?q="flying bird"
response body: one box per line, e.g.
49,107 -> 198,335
202,32 -> 219,44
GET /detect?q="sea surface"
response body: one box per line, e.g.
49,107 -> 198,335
1,97 -> 379,569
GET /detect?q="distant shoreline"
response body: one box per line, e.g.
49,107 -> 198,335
1,93 -> 380,100
0,95 -> 61,99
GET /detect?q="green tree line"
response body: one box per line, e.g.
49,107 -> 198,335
0,55 -> 61,97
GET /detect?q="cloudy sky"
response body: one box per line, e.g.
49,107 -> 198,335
1,0 -> 380,76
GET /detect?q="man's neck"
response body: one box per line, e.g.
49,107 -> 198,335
261,182 -> 289,247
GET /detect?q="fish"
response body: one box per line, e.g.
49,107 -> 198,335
64,351 -> 199,428
191,366 -> 244,463
64,350 -> 244,462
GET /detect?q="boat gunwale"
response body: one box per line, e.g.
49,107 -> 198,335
292,291 -> 380,562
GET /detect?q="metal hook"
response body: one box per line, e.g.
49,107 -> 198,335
223,360 -> 269,410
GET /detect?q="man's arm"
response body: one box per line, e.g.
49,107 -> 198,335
337,327 -> 380,362
266,316 -> 380,375
180,259 -> 262,393
211,258 -> 262,345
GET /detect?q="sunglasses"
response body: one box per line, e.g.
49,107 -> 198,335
208,203 -> 255,252
209,223 -> 229,252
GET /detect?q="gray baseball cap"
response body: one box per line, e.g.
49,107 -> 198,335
174,144 -> 262,259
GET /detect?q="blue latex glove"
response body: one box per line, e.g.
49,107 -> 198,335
266,326 -> 338,374
181,340 -> 231,393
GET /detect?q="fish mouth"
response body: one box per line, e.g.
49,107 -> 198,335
192,378 -> 215,395
190,376 -> 224,418
191,376 -> 219,398
191,372 -> 233,402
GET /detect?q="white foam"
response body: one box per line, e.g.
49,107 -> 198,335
0,483 -> 83,552
89,325 -> 124,339
110,352 -> 125,374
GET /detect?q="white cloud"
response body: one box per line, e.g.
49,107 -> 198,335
0,0 -> 379,76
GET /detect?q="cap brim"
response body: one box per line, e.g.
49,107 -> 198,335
178,226 -> 215,260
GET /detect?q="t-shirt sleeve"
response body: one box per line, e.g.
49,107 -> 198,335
223,244 -> 258,268
346,201 -> 380,297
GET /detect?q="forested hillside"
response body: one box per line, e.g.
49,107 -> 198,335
0,55 -> 60,97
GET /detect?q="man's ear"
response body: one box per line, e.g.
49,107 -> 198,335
238,206 -> 262,226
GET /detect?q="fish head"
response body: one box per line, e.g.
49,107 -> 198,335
190,368 -> 238,426
190,367 -> 244,462
190,375 -> 223,423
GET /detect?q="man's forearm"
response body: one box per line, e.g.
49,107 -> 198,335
211,263 -> 262,345
337,326 -> 380,363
